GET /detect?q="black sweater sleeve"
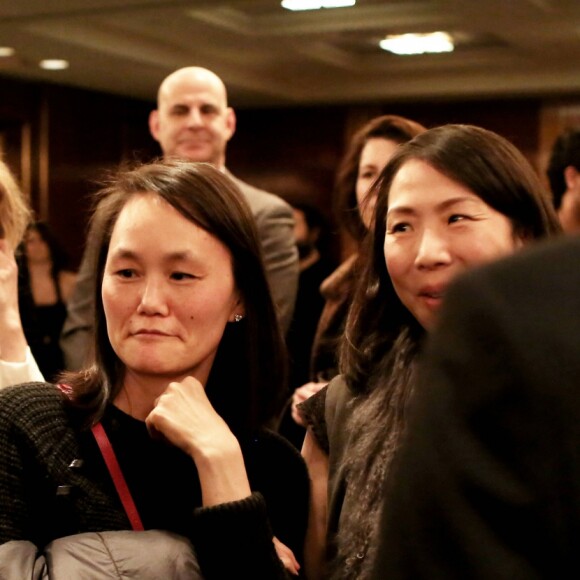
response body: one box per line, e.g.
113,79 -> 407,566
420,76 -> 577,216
191,430 -> 310,579
192,492 -> 287,578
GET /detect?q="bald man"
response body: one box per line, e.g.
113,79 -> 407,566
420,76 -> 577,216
149,67 -> 235,167
61,67 -> 298,370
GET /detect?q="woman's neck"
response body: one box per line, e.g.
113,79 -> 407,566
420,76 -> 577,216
114,371 -> 171,421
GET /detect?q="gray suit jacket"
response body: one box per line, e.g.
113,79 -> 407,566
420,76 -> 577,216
227,171 -> 298,334
60,171 -> 298,370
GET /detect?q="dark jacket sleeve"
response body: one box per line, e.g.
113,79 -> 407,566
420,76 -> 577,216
253,194 -> 298,336
298,383 -> 329,454
372,244 -> 580,580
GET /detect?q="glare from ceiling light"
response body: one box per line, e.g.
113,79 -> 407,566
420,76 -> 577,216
39,59 -> 69,71
379,32 -> 454,55
0,47 -> 15,57
281,0 -> 356,11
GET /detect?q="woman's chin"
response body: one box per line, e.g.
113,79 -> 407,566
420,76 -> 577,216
124,359 -> 184,379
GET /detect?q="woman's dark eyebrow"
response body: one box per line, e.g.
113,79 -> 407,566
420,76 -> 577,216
109,248 -> 138,260
110,248 -> 198,263
387,196 -> 477,217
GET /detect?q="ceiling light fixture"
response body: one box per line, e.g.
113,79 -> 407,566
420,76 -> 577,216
39,59 -> 69,71
0,47 -> 15,57
380,32 -> 454,55
281,0 -> 356,11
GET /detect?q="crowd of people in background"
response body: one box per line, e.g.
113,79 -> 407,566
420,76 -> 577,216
1,64 -> 580,579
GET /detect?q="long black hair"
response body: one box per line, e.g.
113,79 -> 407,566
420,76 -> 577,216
331,125 -> 561,578
62,160 -> 287,436
342,124 -> 561,393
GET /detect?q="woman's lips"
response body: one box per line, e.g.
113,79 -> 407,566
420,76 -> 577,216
418,286 -> 446,309
132,329 -> 172,337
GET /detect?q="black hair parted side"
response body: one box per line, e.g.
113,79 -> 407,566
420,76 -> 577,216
60,159 -> 287,436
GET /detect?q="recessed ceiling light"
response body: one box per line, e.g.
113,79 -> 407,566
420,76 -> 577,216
380,32 -> 454,55
39,59 -> 69,70
0,47 -> 15,57
281,0 -> 356,11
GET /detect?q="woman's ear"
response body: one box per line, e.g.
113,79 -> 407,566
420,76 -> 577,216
228,295 -> 245,323
564,165 -> 580,192
513,227 -> 531,249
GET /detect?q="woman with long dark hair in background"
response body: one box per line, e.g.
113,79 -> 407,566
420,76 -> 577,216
288,115 -> 426,432
18,221 -> 77,381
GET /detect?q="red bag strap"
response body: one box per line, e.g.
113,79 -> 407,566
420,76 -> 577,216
57,385 -> 144,531
91,422 -> 144,531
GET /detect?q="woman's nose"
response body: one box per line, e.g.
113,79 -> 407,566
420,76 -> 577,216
136,279 -> 170,316
414,228 -> 452,269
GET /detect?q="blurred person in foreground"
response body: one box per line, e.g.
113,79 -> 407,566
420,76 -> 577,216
373,234 -> 580,579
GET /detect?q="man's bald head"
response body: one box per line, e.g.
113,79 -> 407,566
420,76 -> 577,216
149,67 -> 236,168
157,67 -> 228,108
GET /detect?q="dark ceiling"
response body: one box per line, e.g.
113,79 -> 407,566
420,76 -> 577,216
1,0 -> 580,107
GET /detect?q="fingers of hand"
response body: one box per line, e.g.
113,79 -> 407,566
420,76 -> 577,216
147,376 -> 233,458
291,381 -> 327,426
293,382 -> 316,405
291,404 -> 305,427
273,537 -> 300,576
307,381 -> 327,396
146,380 -> 203,451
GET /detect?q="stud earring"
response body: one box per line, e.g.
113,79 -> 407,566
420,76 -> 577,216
234,314 -> 244,322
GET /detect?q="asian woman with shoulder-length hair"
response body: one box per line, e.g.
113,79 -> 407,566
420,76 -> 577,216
68,161 -> 286,435
300,125 -> 561,579
0,160 -> 308,578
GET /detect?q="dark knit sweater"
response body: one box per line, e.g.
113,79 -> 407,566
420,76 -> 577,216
0,383 -> 309,579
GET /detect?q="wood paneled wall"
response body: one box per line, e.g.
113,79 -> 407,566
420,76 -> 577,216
0,77 -> 157,266
1,74 -> 576,267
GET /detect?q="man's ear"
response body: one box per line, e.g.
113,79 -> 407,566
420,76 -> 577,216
564,165 -> 580,192
225,107 -> 236,142
149,110 -> 161,142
